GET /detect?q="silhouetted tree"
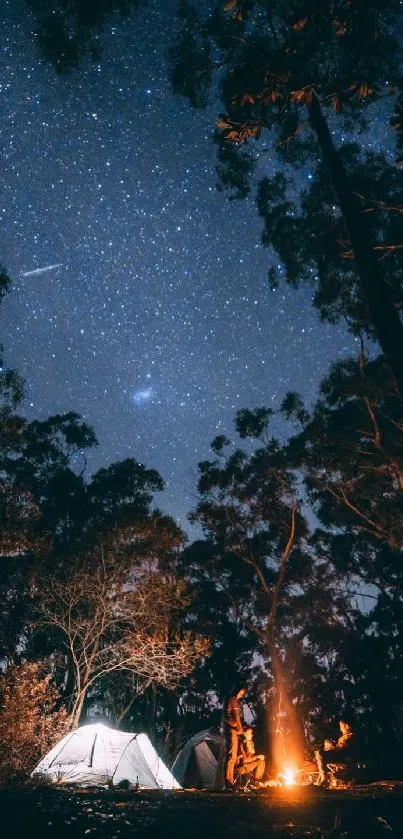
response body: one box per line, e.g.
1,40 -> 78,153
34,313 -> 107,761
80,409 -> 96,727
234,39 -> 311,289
285,354 -> 403,553
188,411 -> 327,766
25,0 -> 140,70
171,0 -> 403,394
257,147 -> 403,341
36,515 -> 208,727
282,352 -> 403,750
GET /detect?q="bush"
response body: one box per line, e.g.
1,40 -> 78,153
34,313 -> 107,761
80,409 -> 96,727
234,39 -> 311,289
0,660 -> 69,787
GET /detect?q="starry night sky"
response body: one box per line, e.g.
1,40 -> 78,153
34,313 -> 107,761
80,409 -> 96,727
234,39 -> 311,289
1,0 -> 383,531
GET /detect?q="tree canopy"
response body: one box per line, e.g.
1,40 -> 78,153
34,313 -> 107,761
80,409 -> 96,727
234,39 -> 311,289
26,0 -> 140,70
2,0 -> 403,784
172,0 -> 403,394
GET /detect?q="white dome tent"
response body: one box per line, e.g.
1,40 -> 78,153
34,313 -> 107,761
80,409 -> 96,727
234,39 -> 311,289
32,723 -> 181,790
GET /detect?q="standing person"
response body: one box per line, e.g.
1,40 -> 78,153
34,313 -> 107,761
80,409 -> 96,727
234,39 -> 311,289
223,684 -> 246,788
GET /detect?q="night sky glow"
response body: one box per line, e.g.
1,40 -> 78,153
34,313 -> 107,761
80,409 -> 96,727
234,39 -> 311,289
2,0 -> 391,530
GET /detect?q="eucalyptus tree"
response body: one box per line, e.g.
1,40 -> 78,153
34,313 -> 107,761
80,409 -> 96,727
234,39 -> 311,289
285,354 -> 403,555
256,146 -> 403,342
171,0 -> 403,394
36,512 -> 208,728
283,352 -> 403,744
25,0 -> 140,70
188,408 -> 353,764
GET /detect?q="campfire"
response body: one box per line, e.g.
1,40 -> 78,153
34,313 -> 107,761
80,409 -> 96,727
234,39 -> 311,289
276,764 -> 310,787
280,766 -> 298,786
270,703 -> 311,788
260,766 -> 308,789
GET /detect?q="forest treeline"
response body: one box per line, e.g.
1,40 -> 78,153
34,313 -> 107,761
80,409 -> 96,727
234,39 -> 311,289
1,0 -> 403,786
1,266 -> 403,783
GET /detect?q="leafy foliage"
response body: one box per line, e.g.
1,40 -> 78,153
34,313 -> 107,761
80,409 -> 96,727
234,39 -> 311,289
26,0 -> 139,71
190,409 -> 311,750
0,264 -> 207,740
170,0 -> 213,108
88,458 -> 163,523
257,147 -> 403,337
391,94 -> 403,166
0,661 -> 69,786
0,266 -> 24,415
36,517 -> 208,727
286,354 -> 403,551
279,352 -> 403,749
173,1 -> 402,148
172,1 -> 403,394
183,351 -> 403,758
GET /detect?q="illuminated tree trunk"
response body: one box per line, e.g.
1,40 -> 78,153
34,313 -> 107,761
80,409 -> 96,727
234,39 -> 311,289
265,624 -> 305,773
262,503 -> 305,772
148,683 -> 157,738
307,93 -> 403,398
69,690 -> 87,729
266,633 -> 291,767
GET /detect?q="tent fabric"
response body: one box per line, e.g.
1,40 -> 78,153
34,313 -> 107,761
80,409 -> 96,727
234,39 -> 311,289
171,729 -> 223,789
32,723 -> 181,789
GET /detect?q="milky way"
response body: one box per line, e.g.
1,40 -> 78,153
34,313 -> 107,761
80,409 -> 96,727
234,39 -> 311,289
2,0 -> 391,531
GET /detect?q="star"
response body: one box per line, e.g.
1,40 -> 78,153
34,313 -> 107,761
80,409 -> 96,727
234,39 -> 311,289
0,0 -> 365,530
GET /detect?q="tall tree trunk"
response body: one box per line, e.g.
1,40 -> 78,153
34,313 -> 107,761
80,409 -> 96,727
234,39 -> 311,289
265,632 -> 305,774
148,683 -> 157,739
58,655 -> 75,713
307,93 -> 403,399
116,696 -> 135,728
264,504 -> 304,771
70,688 -> 87,729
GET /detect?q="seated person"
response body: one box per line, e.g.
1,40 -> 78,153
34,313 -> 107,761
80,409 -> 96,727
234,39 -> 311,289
237,726 -> 266,784
314,718 -> 357,785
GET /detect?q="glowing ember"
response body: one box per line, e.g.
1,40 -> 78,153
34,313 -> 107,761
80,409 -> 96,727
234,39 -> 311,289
282,767 -> 297,786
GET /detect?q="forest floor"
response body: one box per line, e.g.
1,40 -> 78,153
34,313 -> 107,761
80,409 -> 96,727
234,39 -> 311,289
2,783 -> 403,839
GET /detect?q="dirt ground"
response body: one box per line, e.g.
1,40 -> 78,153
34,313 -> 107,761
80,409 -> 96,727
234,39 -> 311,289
2,783 -> 403,839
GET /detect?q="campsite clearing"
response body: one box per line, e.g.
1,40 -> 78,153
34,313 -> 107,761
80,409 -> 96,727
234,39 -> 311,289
2,784 -> 403,838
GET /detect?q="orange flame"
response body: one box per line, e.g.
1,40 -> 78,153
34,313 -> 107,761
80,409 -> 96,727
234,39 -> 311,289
281,766 -> 297,786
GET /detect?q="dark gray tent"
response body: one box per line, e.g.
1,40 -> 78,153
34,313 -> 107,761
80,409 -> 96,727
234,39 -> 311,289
171,729 -> 223,789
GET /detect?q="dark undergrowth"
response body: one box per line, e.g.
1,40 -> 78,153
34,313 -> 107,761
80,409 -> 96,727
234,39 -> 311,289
2,784 -> 403,838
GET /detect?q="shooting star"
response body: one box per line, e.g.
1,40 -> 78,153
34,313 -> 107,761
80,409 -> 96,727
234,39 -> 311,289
21,263 -> 63,278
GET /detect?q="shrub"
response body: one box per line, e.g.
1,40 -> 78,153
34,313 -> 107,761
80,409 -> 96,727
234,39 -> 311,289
0,660 -> 69,786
